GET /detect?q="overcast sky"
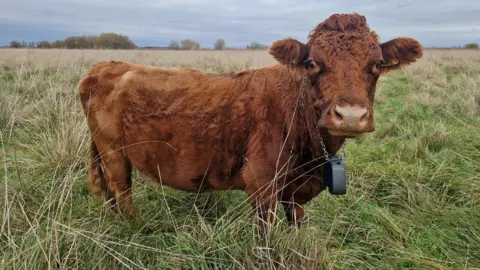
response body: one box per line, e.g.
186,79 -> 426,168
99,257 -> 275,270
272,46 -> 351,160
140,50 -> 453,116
1,0 -> 479,48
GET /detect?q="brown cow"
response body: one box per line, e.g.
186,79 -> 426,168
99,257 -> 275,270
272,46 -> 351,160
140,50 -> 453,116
78,13 -> 422,227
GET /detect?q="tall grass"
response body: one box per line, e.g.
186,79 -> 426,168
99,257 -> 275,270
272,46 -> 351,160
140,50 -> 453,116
1,48 -> 480,269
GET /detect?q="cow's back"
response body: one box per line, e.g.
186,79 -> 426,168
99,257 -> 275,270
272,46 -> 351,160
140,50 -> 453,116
78,61 -> 209,140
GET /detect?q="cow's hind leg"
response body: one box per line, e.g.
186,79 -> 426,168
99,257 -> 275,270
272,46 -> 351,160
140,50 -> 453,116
91,140 -> 136,220
88,140 -> 116,207
103,152 -> 135,220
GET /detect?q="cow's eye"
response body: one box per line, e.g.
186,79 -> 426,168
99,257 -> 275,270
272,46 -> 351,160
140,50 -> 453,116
304,60 -> 316,70
305,60 -> 325,76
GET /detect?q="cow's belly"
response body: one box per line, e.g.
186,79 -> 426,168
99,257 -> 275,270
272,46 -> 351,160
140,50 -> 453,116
125,142 -> 245,192
121,118 -> 245,192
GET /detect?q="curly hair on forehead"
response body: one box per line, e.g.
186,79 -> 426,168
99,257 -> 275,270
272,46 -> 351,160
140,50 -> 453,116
307,13 -> 373,45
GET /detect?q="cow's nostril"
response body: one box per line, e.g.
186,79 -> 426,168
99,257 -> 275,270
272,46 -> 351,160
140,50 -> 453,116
334,106 -> 344,120
360,111 -> 368,122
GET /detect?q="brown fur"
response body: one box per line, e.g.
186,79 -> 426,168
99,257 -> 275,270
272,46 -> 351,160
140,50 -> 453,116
78,13 -> 423,227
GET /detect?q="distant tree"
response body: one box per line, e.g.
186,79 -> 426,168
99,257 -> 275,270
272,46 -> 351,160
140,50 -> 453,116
168,40 -> 180,50
86,35 -> 98,49
248,41 -> 267,49
9,40 -> 22,48
8,33 -> 137,50
51,40 -> 64,48
180,39 -> 200,50
77,36 -> 90,48
214,38 -> 226,50
96,33 -> 137,49
64,36 -> 79,49
36,40 -> 51,48
63,35 -> 93,49
464,43 -> 479,49
19,41 -> 36,48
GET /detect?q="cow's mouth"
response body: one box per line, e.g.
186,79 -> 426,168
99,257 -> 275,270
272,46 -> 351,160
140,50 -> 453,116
327,129 -> 366,138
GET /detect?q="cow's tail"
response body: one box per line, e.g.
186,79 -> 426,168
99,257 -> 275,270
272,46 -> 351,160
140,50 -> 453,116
87,139 -> 109,200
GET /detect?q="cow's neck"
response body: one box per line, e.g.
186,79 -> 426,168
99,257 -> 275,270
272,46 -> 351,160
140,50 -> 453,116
272,64 -> 346,160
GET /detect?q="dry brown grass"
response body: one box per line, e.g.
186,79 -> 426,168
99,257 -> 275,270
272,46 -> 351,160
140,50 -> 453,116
0,48 -> 276,71
0,48 -> 478,67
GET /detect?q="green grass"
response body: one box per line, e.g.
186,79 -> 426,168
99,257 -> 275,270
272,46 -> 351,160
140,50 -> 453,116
1,51 -> 480,269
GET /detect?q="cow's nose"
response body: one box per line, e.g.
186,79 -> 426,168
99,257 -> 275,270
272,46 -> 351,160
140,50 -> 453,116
331,104 -> 369,131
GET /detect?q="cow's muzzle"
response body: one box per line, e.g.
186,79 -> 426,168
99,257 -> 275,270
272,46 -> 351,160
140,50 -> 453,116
317,102 -> 375,137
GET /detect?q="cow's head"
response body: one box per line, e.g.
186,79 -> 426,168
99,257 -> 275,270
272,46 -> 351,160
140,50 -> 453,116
269,13 -> 423,138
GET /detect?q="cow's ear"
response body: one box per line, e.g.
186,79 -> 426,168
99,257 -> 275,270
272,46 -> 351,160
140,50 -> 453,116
269,38 -> 309,68
379,37 -> 423,73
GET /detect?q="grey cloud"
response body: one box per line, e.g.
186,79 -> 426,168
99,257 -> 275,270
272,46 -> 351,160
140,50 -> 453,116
0,0 -> 479,47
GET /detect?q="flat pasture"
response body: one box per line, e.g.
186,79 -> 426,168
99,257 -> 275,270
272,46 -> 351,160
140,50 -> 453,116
1,48 -> 479,269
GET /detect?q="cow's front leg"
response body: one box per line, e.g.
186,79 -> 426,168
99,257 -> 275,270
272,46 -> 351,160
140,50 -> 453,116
242,163 -> 280,230
246,181 -> 279,229
282,201 -> 305,227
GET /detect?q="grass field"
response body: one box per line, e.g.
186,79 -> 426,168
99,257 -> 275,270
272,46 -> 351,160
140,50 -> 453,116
1,48 -> 480,269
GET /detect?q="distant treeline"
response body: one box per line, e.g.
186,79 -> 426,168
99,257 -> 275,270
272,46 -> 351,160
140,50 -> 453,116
7,34 -> 479,51
7,33 -> 271,50
9,33 -> 137,49
167,39 -> 267,50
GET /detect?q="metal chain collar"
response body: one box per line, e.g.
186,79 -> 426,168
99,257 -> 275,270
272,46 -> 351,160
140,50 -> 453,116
299,72 -> 347,159
318,132 -> 347,159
